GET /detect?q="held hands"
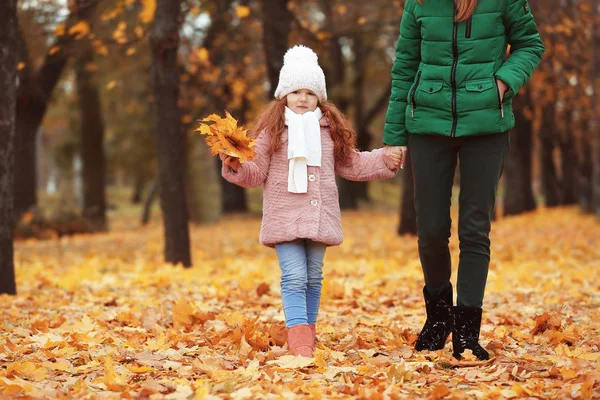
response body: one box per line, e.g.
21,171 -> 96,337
219,152 -> 240,173
384,146 -> 408,170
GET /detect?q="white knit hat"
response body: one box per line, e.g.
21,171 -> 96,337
274,45 -> 327,103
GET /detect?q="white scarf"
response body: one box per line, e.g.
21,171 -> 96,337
285,106 -> 323,193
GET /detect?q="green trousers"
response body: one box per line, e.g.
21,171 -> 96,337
409,132 -> 509,307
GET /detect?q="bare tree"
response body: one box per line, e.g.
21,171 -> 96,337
75,23 -> 106,230
14,0 -> 99,218
0,0 -> 18,295
504,89 -> 537,216
151,0 -> 192,267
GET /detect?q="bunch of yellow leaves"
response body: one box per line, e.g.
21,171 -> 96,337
196,111 -> 256,163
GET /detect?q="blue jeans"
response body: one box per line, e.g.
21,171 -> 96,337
275,239 -> 326,328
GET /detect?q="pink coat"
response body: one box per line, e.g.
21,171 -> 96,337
222,118 -> 397,247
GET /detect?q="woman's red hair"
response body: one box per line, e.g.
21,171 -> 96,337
416,0 -> 477,22
250,98 -> 357,166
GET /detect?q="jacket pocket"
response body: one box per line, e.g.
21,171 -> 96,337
412,80 -> 444,116
465,78 -> 504,118
493,76 -> 505,118
465,79 -> 494,93
409,71 -> 422,118
419,80 -> 444,94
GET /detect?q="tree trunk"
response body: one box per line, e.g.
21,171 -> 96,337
504,91 -> 536,216
0,0 -> 18,295
579,116 -> 593,212
151,0 -> 192,267
75,37 -> 106,230
540,104 -> 561,207
260,0 -> 291,96
131,173 -> 146,204
14,1 -> 98,217
398,153 -> 417,235
559,117 -> 579,205
205,0 -> 247,213
338,35 -> 370,207
141,180 -> 158,225
592,3 -> 600,216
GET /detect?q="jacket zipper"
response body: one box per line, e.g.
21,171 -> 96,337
494,75 -> 505,118
451,11 -> 458,137
465,16 -> 472,38
410,71 -> 422,118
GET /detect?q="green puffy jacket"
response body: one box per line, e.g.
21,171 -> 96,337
383,0 -> 545,146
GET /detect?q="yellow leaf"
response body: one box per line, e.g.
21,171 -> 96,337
172,298 -> 194,327
68,21 -> 90,39
195,111 -> 256,162
126,47 -> 136,56
139,0 -> 157,24
559,367 -> 578,380
267,355 -> 314,369
17,62 -> 26,71
55,23 -> 66,36
126,364 -> 154,373
236,5 -> 251,18
107,81 -> 117,90
196,48 -> 209,63
6,361 -> 49,381
72,315 -> 95,333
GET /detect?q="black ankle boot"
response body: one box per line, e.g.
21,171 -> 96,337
452,306 -> 489,360
414,284 -> 453,351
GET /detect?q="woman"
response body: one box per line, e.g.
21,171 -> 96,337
383,0 -> 544,360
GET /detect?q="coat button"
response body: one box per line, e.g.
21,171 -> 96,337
477,84 -> 483,90
310,200 -> 318,206
308,174 -> 316,182
429,88 -> 433,92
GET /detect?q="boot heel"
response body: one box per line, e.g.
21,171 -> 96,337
415,284 -> 453,351
452,306 -> 489,361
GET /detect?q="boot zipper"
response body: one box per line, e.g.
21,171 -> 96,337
451,11 -> 458,137
410,71 -> 422,118
465,16 -> 472,38
494,75 -> 505,118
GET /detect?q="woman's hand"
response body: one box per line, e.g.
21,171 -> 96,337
219,152 -> 240,172
496,79 -> 509,102
384,146 -> 408,170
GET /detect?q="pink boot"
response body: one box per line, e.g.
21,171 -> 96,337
287,324 -> 314,357
309,323 -> 316,350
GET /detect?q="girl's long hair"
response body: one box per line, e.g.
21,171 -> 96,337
416,0 -> 477,22
250,98 -> 357,166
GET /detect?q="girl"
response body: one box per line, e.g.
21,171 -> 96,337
383,0 -> 544,360
220,45 -> 401,357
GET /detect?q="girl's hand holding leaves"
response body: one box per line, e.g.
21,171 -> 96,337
195,111 -> 256,163
219,152 -> 240,173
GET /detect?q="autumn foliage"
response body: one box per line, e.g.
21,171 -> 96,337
3,208 -> 599,397
196,111 -> 256,163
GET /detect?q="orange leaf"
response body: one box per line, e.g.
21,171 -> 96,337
68,21 -> 90,39
195,111 -> 256,162
139,0 -> 156,23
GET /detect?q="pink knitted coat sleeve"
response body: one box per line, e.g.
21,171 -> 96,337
335,148 -> 398,181
221,132 -> 271,188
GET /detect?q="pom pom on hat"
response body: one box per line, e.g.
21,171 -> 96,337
274,45 -> 327,102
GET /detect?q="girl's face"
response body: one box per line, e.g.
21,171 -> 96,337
286,89 -> 318,114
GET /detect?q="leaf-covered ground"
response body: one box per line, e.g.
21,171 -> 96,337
2,207 -> 600,399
